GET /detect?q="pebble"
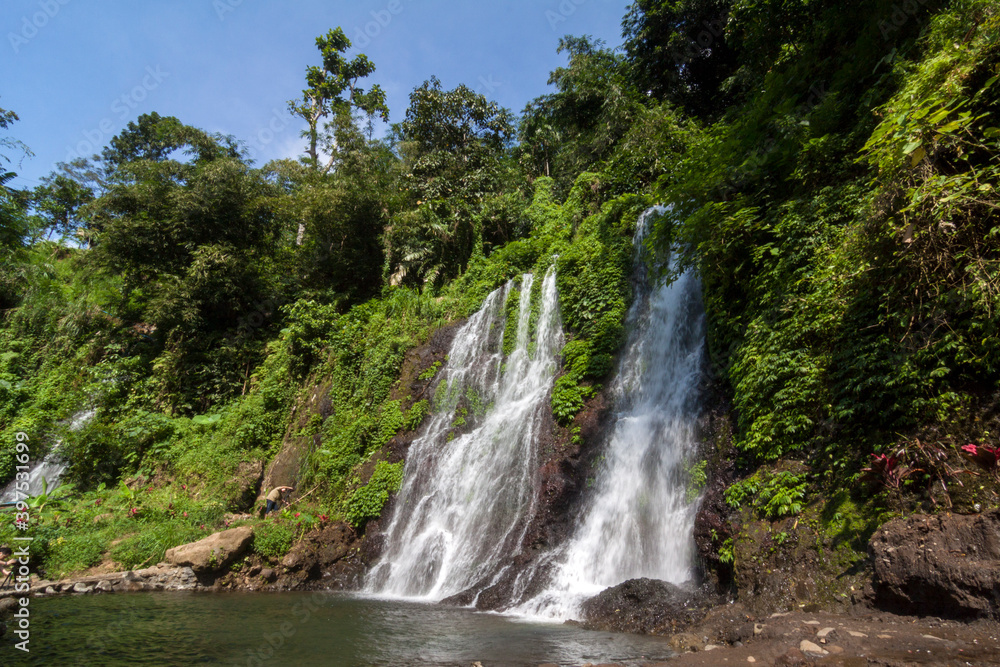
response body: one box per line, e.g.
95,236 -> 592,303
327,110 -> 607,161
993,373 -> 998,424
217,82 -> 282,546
921,634 -> 942,641
877,634 -> 892,639
804,620 -> 820,625
817,627 -> 836,638
848,630 -> 868,638
800,640 -> 829,656
704,644 -> 721,651
747,657 -> 756,663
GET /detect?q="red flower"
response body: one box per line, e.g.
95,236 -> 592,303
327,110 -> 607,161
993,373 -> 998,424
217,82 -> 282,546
183,511 -> 188,517
295,512 -> 300,518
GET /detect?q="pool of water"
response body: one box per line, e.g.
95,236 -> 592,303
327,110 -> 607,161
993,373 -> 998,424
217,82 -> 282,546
0,591 -> 675,666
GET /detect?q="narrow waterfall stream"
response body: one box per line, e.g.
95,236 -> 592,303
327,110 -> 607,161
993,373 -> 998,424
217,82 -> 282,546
0,407 -> 95,503
516,207 -> 706,620
366,268 -> 563,600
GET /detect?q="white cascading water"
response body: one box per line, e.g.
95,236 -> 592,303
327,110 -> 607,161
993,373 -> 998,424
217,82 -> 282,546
515,206 -> 706,620
0,407 -> 95,503
366,268 -> 563,600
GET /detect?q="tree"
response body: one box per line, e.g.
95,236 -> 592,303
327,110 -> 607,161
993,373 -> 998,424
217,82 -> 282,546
519,36 -> 643,192
385,77 -> 516,287
1,104 -> 31,307
622,0 -> 740,118
89,113 -> 283,411
288,28 -> 389,173
29,172 -> 95,243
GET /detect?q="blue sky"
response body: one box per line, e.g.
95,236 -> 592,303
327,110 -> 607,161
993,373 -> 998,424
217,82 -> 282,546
1,0 -> 630,190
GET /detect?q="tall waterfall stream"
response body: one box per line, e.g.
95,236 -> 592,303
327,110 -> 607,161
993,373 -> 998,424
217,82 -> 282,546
367,207 -> 705,621
516,207 -> 706,619
366,268 -> 564,600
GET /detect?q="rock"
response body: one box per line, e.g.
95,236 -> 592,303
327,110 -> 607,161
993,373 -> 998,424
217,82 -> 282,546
579,578 -> 714,635
95,580 -> 113,593
703,644 -> 721,651
668,632 -> 704,652
72,582 -> 92,594
746,657 -> 756,663
165,526 -> 253,573
774,648 -> 810,666
280,522 -> 355,580
799,640 -> 828,656
260,568 -> 276,582
816,627 -> 835,638
869,509 -> 1000,618
0,598 -> 18,613
847,630 -> 866,638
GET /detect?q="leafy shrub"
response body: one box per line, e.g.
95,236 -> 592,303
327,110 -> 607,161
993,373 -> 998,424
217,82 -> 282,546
725,470 -> 809,519
253,521 -> 294,560
344,460 -> 404,528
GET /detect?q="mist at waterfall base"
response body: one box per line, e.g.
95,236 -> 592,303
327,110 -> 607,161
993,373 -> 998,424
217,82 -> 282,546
516,207 -> 706,620
367,269 -> 563,601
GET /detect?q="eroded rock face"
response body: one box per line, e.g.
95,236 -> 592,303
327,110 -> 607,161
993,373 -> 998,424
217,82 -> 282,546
164,526 -> 253,573
869,509 -> 1000,618
579,578 -> 715,635
279,522 -> 362,589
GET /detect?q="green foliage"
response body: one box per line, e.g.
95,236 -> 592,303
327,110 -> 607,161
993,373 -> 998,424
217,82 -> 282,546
287,27 -> 389,171
254,521 -> 295,561
344,460 -> 404,528
685,459 -> 708,502
725,470 -> 809,519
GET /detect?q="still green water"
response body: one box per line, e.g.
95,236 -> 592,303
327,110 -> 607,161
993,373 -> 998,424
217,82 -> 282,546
0,591 -> 675,666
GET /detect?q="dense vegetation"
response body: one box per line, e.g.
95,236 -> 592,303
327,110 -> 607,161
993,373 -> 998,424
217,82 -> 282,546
1,1 -> 997,579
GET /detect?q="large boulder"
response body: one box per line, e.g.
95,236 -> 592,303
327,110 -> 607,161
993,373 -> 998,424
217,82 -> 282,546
579,578 -> 714,635
869,509 -> 1000,618
165,526 -> 253,573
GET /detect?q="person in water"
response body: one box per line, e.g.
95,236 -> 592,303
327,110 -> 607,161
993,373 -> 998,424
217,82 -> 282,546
265,486 -> 293,514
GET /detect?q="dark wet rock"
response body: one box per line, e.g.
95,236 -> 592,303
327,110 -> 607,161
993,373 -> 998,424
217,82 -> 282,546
869,509 -> 1000,618
259,567 -> 276,582
579,578 -> 716,635
226,459 -> 264,512
165,526 -> 253,573
279,522 -> 361,588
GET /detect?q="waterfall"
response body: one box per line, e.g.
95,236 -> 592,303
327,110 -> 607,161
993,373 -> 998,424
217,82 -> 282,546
515,206 -> 706,619
366,268 -> 563,600
0,407 -> 95,503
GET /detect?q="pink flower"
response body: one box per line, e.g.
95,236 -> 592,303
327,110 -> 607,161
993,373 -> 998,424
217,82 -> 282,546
183,511 -> 188,517
295,513 -> 300,518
